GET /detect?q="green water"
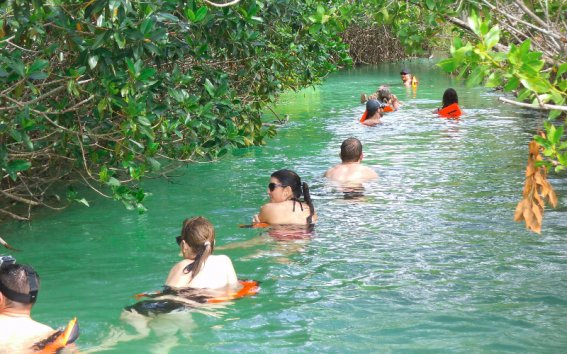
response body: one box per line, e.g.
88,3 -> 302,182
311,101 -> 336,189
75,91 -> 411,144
2,60 -> 567,353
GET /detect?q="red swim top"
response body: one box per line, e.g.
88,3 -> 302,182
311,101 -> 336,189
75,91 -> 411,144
438,103 -> 462,119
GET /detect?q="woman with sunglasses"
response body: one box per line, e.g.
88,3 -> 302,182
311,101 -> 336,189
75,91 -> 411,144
253,169 -> 317,225
165,216 -> 238,290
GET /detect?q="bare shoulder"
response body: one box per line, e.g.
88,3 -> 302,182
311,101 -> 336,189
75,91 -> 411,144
209,254 -> 233,265
360,165 -> 378,178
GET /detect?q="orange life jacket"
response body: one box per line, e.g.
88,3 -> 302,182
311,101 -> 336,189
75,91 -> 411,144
438,103 -> 462,119
383,105 -> 394,113
33,318 -> 79,353
359,110 -> 368,123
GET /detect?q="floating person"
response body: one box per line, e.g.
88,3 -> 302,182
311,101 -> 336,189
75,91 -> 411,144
325,138 -> 378,183
400,68 -> 418,87
253,169 -> 317,225
377,86 -> 401,111
126,216 -> 258,316
360,99 -> 384,126
0,256 -> 79,353
434,88 -> 462,119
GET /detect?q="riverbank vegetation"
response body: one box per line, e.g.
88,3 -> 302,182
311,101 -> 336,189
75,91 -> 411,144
1,0 -> 565,231
0,0 -> 351,220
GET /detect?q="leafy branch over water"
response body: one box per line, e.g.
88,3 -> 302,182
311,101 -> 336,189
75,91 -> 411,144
0,0 -> 351,219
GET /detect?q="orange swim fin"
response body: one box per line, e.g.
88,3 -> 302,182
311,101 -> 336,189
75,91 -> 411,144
34,318 -> 79,353
207,280 -> 260,304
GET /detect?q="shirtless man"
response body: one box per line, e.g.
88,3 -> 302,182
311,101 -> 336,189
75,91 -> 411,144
324,138 -> 378,182
0,257 -> 54,353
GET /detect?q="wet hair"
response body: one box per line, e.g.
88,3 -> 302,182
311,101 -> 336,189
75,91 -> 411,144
270,169 -> 315,224
365,99 -> 382,119
442,88 -> 459,108
377,87 -> 391,103
0,264 -> 40,305
179,216 -> 215,281
340,138 -> 362,163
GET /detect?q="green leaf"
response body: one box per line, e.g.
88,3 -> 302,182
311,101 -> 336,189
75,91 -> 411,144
521,77 -> 552,93
437,58 -> 456,72
108,177 -> 121,187
88,56 -> 99,70
534,135 -> 550,148
28,59 -> 48,74
309,23 -> 322,35
115,32 -> 126,49
92,32 -> 107,49
29,72 -> 48,80
548,109 -> 562,120
557,63 -> 567,78
484,25 -> 500,50
504,76 -> 520,91
485,71 -> 502,88
425,0 -> 435,10
7,160 -> 31,172
140,19 -> 155,36
137,116 -> 151,126
466,66 -> 484,87
185,8 -> 195,22
204,79 -> 215,97
194,7 -> 208,22
138,67 -> 156,81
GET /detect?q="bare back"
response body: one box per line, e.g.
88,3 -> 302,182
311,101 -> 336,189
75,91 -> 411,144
325,163 -> 378,183
165,255 -> 238,290
0,316 -> 54,353
257,200 -> 316,225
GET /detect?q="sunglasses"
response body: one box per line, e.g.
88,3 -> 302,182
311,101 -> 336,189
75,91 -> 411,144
268,183 -> 286,191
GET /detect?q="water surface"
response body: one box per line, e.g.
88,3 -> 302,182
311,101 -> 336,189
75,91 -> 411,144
2,60 -> 567,353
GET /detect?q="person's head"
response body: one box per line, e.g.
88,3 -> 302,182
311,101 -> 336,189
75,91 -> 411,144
269,169 -> 315,224
365,99 -> 383,118
400,68 -> 410,81
340,138 -> 363,163
442,88 -> 459,108
377,87 -> 391,103
0,258 -> 40,311
176,217 -> 215,280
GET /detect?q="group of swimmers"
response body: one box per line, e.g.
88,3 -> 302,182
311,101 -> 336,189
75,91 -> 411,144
0,68 -> 463,353
360,68 -> 462,126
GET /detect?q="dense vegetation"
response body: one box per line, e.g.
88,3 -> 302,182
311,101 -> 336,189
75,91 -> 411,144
0,0 -> 351,219
1,0 -> 565,231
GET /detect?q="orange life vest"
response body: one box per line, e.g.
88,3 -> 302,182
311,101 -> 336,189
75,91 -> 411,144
359,110 -> 368,123
383,105 -> 394,113
33,318 -> 79,353
438,103 -> 462,119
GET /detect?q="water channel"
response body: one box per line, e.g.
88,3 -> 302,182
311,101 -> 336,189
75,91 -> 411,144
2,60 -> 567,353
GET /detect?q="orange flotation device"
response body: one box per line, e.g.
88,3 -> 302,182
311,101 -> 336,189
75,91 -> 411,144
383,105 -> 394,113
134,280 -> 260,304
207,280 -> 260,304
438,103 -> 462,119
411,76 -> 418,87
359,110 -> 368,123
239,222 -> 270,229
33,318 -> 79,353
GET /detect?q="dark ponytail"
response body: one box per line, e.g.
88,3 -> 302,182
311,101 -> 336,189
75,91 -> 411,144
302,182 -> 315,224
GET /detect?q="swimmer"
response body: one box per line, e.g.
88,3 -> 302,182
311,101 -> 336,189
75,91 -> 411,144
377,86 -> 400,111
0,257 -> 69,352
400,68 -> 418,87
325,138 -> 378,182
360,99 -> 383,126
434,88 -> 462,118
165,216 -> 238,290
253,169 -> 317,225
